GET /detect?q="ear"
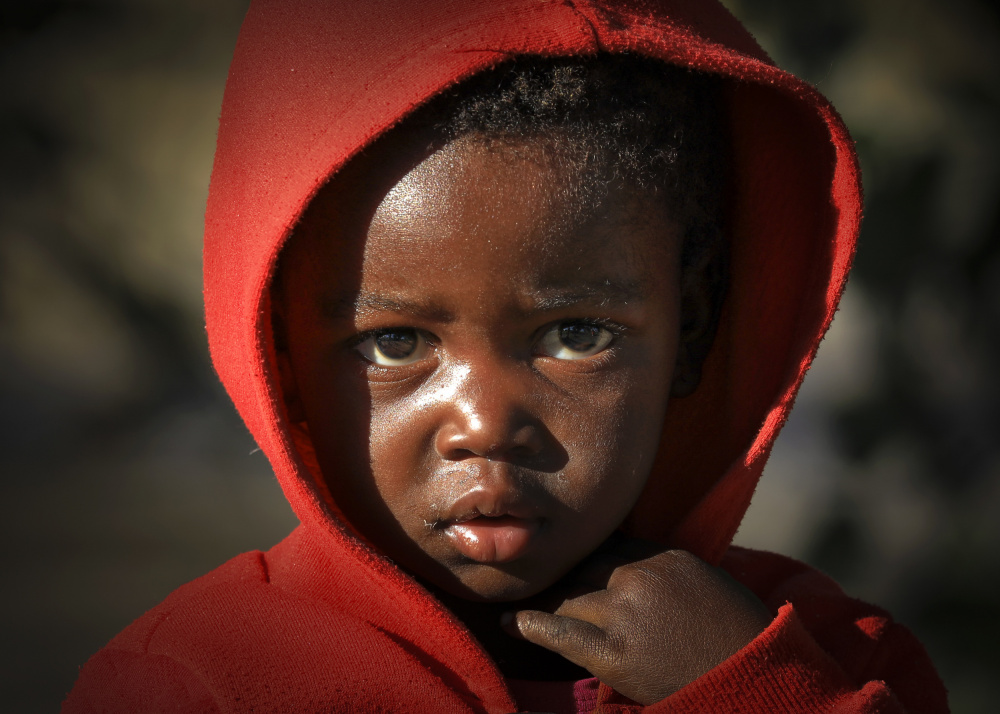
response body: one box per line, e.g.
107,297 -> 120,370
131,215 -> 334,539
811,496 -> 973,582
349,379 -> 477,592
670,234 -> 726,398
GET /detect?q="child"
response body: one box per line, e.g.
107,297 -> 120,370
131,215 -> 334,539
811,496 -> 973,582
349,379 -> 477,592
64,0 -> 948,712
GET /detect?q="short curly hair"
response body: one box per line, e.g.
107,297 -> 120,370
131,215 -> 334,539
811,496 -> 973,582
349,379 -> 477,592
412,54 -> 730,354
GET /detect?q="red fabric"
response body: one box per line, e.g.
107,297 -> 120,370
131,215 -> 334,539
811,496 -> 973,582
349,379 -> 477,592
63,0 -> 949,712
507,676 -> 600,713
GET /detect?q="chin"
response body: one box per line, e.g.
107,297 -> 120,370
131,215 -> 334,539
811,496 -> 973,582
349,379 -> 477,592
434,562 -> 563,603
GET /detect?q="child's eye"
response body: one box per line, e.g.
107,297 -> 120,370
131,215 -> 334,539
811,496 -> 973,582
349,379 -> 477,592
536,321 -> 615,360
355,329 -> 431,366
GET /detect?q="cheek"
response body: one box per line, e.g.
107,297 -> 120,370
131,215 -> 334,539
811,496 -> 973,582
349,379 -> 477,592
364,398 -> 430,494
298,368 -> 436,553
548,369 -> 671,513
358,377 -> 467,510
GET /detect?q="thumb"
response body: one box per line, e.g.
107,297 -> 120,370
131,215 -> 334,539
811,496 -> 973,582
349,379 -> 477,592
503,610 -> 607,671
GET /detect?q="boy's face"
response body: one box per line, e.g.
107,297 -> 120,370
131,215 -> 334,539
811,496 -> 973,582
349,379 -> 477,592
278,135 -> 683,602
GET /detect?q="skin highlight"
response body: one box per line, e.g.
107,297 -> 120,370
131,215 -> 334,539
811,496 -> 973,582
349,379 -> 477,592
279,135 -> 680,599
275,132 -> 771,699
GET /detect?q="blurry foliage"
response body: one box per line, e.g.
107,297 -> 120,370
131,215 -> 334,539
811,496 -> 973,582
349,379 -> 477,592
0,2 -> 297,711
1,0 -> 998,712
726,0 -> 1000,710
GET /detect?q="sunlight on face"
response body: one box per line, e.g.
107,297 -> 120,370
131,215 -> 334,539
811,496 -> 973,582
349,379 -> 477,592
279,136 -> 683,601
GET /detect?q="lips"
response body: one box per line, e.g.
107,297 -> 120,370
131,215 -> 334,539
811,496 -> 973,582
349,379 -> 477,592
434,486 -> 543,564
444,516 -> 541,563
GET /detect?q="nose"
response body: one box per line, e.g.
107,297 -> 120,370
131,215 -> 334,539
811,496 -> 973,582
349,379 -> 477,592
433,362 -> 546,462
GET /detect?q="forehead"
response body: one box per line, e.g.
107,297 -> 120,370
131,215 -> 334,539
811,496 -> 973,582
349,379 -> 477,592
377,140 -> 656,246
283,134 -> 679,303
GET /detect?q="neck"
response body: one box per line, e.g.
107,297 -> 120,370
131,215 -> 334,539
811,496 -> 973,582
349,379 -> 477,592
427,584 -> 591,681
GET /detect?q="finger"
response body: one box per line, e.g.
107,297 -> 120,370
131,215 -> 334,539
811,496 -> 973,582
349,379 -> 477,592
504,610 -> 608,671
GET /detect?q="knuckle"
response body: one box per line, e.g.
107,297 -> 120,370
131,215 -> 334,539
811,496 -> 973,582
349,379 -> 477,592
610,562 -> 643,586
656,548 -> 709,583
546,617 -> 576,646
594,635 -> 620,665
612,562 -> 662,594
666,548 -> 701,566
671,549 -> 710,574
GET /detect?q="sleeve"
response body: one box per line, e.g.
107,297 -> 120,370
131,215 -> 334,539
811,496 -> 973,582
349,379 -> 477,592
61,648 -> 221,714
644,603 -> 945,714
593,549 -> 949,714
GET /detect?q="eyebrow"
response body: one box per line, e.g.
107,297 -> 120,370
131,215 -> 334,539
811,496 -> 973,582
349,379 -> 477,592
529,280 -> 649,311
320,279 -> 648,323
321,291 -> 455,323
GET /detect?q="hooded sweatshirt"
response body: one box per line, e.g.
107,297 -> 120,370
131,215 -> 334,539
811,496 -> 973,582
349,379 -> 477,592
63,1 -> 949,712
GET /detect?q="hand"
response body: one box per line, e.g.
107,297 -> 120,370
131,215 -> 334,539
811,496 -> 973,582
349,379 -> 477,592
503,536 -> 772,705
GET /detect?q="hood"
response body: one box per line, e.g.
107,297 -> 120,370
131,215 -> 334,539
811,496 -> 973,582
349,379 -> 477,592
204,0 -> 859,572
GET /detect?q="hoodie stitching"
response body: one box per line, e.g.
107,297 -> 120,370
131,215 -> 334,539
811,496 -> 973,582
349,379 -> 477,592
257,550 -> 272,585
140,610 -> 171,654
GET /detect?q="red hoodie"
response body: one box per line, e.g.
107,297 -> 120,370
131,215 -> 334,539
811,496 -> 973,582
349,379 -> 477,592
63,1 -> 948,712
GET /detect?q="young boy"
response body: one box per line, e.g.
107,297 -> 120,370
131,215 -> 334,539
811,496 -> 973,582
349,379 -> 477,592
64,0 -> 948,712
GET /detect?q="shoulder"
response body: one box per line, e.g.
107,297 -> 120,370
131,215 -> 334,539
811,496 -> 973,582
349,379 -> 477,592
65,548 -> 475,713
100,549 -> 275,652
63,550 -> 275,713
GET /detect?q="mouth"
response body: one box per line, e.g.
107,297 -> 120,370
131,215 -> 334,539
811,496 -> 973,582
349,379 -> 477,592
442,515 -> 542,563
433,488 -> 543,564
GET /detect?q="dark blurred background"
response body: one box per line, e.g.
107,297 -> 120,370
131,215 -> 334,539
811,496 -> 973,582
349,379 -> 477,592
1,0 -> 997,711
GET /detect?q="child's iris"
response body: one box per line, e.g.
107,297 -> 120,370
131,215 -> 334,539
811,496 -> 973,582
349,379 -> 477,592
538,321 -> 614,360
357,329 -> 429,366
561,324 -> 602,351
376,331 -> 418,358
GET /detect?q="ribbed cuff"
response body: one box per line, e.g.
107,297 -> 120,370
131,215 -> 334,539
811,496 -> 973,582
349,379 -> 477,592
643,603 -> 860,713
